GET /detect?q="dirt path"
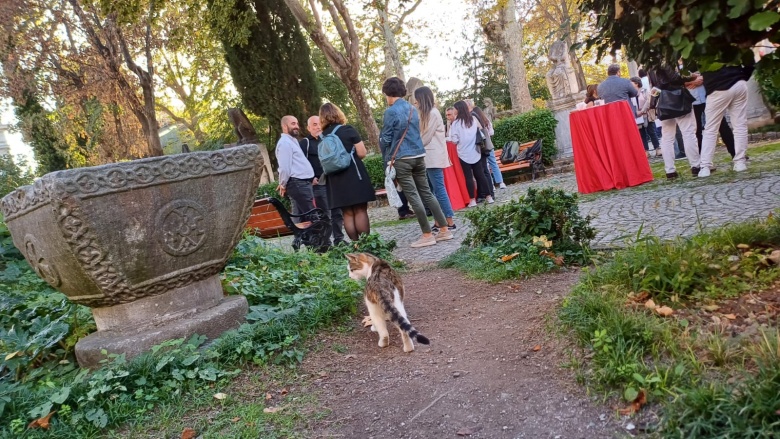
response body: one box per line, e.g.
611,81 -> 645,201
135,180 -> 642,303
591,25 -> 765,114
300,268 -> 623,439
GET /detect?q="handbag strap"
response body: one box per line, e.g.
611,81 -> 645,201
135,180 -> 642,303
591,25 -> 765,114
389,108 -> 414,166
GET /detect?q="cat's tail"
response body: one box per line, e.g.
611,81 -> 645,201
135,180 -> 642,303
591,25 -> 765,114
379,296 -> 430,345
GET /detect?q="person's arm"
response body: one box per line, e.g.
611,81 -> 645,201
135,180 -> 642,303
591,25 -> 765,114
354,141 -> 367,159
487,120 -> 494,136
379,109 -> 397,162
275,139 -> 293,195
450,122 -> 461,145
419,110 -> 439,146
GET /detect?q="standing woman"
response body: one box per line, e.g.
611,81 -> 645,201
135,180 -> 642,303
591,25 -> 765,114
414,86 -> 456,231
472,106 -> 502,192
450,100 -> 494,206
584,84 -> 599,107
380,77 -> 451,248
630,77 -> 661,157
319,103 -> 376,241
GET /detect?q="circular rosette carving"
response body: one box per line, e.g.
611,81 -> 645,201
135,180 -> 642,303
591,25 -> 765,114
23,234 -> 62,287
155,200 -> 208,256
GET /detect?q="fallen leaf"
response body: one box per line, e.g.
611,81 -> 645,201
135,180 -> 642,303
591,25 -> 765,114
737,244 -> 750,250
456,425 -> 483,436
213,393 -> 227,400
553,256 -> 564,266
28,411 -> 55,430
723,314 -> 737,320
361,316 -> 373,327
263,406 -> 283,414
265,392 -> 272,400
656,306 -> 674,317
703,305 -> 720,312
279,388 -> 289,396
644,299 -> 657,310
180,427 -> 197,439
634,292 -> 649,302
4,351 -> 19,361
618,389 -> 647,416
231,417 -> 241,422
345,354 -> 356,359
500,252 -> 520,262
532,345 -> 541,351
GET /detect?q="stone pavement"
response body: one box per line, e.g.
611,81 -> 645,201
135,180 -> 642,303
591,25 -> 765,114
378,171 -> 780,265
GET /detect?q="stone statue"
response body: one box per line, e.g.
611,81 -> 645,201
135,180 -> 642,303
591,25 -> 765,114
545,41 -> 580,100
405,77 -> 424,105
224,108 -> 274,184
181,143 -> 190,153
483,98 -> 496,124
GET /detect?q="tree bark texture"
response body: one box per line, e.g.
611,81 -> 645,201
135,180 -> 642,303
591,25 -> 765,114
483,0 -> 533,113
283,0 -> 380,149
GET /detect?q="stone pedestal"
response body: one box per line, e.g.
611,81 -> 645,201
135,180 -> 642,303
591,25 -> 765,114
1,144 -> 263,368
547,92 -> 584,159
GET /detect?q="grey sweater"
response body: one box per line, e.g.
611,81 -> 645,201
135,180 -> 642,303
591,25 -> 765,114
597,76 -> 638,105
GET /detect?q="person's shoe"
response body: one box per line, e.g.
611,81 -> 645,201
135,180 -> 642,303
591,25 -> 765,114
435,230 -> 454,242
499,182 -> 507,189
476,197 -> 485,203
674,154 -> 687,161
733,161 -> 748,172
655,149 -> 662,157
691,167 -> 700,176
448,223 -> 457,231
410,235 -> 436,248
398,213 -> 416,220
467,200 -> 477,208
431,224 -> 440,233
486,195 -> 495,204
666,172 -> 679,180
698,167 -> 711,177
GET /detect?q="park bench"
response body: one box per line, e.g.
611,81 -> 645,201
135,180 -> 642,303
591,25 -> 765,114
495,139 -> 546,181
245,197 -> 332,252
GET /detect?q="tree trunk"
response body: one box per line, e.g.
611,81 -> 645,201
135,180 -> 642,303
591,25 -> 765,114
344,74 -> 380,150
483,0 -> 533,113
377,5 -> 405,80
140,82 -> 164,157
570,51 -> 587,91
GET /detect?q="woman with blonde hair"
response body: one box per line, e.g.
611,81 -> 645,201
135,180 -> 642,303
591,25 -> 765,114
414,86 -> 456,231
319,102 -> 376,241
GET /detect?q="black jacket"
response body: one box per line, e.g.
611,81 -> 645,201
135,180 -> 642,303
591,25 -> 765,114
702,65 -> 754,96
299,135 -> 323,177
649,66 -> 695,91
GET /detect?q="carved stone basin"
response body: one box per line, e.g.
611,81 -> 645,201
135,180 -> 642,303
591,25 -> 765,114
1,144 -> 263,367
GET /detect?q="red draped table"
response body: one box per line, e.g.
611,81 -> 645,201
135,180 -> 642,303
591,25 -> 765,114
443,141 -> 470,210
569,101 -> 654,194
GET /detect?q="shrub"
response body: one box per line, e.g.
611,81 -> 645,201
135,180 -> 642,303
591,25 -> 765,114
362,154 -> 385,190
255,181 -> 291,211
0,155 -> 36,199
492,109 -> 557,165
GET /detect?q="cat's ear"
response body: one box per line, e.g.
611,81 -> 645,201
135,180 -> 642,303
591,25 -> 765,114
345,253 -> 357,261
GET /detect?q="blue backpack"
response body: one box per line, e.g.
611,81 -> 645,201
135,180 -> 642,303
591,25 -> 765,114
318,125 -> 361,178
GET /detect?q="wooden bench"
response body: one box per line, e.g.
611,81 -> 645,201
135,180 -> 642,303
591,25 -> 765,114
494,139 -> 546,181
245,197 -> 332,252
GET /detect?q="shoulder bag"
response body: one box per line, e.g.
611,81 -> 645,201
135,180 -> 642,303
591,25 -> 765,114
384,108 -> 414,208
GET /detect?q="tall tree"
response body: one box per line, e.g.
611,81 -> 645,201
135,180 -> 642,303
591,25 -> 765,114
527,0 -> 587,91
480,0 -> 534,112
369,0 -> 423,81
214,0 -> 320,138
282,0 -> 381,149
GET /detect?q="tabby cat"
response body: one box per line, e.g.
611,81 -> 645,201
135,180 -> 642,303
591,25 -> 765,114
346,253 -> 430,352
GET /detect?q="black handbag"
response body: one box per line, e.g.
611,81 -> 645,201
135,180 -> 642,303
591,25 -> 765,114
656,88 -> 695,121
475,122 -> 492,155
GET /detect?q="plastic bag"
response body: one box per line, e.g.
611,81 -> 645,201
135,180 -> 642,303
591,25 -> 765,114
384,165 -> 403,208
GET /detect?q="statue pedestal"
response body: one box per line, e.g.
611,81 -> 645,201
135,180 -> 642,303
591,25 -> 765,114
547,92 -> 584,159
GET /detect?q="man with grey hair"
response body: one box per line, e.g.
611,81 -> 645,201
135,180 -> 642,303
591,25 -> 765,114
276,115 -> 315,221
597,64 -> 638,106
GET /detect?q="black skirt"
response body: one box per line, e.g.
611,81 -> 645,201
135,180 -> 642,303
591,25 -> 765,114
321,124 -> 377,209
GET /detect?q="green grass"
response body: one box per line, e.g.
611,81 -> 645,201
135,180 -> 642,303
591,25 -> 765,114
558,213 -> 780,437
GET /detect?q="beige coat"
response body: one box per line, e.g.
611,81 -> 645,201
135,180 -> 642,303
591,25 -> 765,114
420,108 -> 451,169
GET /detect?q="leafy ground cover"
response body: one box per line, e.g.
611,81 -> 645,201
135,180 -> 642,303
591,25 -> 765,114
441,187 -> 595,282
0,224 -> 396,438
558,213 -> 780,437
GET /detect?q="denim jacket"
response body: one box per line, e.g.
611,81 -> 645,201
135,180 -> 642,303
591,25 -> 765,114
379,99 -> 425,163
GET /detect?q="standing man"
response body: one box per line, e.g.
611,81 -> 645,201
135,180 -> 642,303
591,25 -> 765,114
698,63 -> 754,177
445,107 -> 456,137
276,116 -> 315,220
299,116 -> 346,245
597,64 -> 639,106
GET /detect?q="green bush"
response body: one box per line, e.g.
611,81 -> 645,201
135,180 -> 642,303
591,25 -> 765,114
756,61 -> 779,113
492,109 -> 558,165
0,155 -> 36,199
255,181 -> 291,211
362,154 -> 385,190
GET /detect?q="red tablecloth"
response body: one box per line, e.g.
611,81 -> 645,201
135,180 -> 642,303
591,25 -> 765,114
444,141 -> 470,210
570,101 -> 654,194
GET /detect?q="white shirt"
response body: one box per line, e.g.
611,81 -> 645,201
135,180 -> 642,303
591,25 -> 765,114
641,76 -> 651,92
449,117 -> 481,164
275,133 -> 314,187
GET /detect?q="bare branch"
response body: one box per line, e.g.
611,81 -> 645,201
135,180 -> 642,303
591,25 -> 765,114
330,0 -> 359,61
393,0 -> 423,33
322,0 -> 350,48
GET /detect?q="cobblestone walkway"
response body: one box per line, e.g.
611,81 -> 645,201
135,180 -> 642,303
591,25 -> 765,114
379,171 -> 780,265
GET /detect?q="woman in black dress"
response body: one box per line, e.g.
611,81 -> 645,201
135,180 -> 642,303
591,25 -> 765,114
319,103 -> 376,241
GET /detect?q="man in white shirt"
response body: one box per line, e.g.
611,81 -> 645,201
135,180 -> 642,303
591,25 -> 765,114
276,115 -> 315,219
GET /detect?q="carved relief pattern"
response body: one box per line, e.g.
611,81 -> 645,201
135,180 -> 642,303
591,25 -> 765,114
60,146 -> 258,196
1,179 -> 52,221
23,234 -> 62,287
156,200 -> 208,256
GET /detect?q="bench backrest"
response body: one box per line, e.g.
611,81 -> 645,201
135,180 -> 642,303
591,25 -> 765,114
494,140 -> 538,166
245,198 -> 294,238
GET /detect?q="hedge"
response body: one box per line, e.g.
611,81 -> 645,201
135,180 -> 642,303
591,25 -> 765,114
492,109 -> 558,165
362,154 -> 385,190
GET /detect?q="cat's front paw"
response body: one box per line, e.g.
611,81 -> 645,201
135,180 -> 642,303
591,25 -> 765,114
378,336 -> 389,347
403,344 -> 415,353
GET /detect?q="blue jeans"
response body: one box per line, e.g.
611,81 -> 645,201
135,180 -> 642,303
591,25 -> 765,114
484,152 -> 503,184
426,168 -> 454,218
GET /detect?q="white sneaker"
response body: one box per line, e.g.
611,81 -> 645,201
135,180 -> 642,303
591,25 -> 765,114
499,183 -> 507,189
733,162 -> 747,172
486,195 -> 495,204
698,167 -> 711,178
467,200 -> 477,208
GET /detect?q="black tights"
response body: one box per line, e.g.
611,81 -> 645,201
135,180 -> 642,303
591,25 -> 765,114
341,203 -> 370,241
